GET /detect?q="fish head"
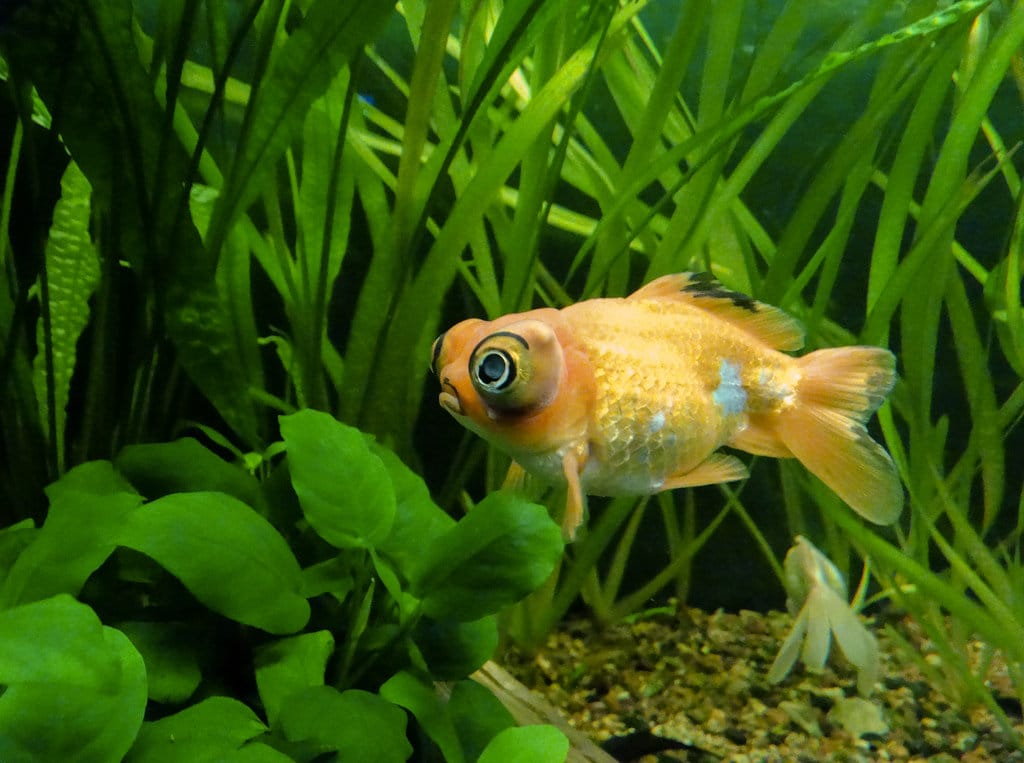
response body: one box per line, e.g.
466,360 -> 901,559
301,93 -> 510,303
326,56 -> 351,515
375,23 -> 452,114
430,309 -> 593,455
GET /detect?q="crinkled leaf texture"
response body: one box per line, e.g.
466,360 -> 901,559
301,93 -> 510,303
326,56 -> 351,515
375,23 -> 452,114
32,160 -> 98,461
412,492 -> 564,621
117,491 -> 309,634
0,595 -> 146,763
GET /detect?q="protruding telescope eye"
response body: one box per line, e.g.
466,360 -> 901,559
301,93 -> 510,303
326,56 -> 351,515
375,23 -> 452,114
473,349 -> 515,391
467,323 -> 560,413
430,332 -> 445,376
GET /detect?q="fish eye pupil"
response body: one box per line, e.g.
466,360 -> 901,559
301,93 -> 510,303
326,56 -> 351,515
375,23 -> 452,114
476,350 -> 514,389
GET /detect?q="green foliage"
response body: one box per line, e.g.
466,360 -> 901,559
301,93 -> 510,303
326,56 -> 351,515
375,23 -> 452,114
0,411 -> 566,760
0,595 -> 147,763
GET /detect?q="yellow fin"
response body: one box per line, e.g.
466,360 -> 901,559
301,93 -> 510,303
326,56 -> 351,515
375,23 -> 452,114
729,414 -> 793,458
628,273 -> 805,352
561,450 -> 586,541
775,346 -> 902,524
502,461 -> 530,493
659,452 -> 749,491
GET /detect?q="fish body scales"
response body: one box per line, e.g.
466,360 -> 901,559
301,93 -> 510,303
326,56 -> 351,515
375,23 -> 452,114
563,298 -> 791,495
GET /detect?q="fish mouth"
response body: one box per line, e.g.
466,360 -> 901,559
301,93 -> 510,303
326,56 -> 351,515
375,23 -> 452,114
439,380 -> 463,416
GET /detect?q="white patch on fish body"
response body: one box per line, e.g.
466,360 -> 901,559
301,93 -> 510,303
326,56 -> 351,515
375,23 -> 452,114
648,410 -> 667,434
713,359 -> 747,416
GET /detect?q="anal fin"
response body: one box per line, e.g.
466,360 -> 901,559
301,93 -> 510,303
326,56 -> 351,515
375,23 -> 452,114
729,414 -> 793,458
660,453 -> 749,491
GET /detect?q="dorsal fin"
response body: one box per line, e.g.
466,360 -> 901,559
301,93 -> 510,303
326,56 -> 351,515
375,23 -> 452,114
628,272 -> 805,351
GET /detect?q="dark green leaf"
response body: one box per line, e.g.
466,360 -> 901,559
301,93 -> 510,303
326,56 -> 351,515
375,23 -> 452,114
117,492 -> 309,633
280,410 -> 396,548
411,493 -> 563,621
116,438 -> 264,509
0,595 -> 146,763
369,438 -> 455,575
205,0 -> 393,256
125,696 -> 268,763
255,631 -> 335,728
380,670 -> 463,763
477,725 -> 569,763
44,458 -> 138,501
0,520 -> 36,581
301,556 -> 354,600
414,615 -> 498,680
1,463 -> 143,608
277,686 -> 412,762
449,680 -> 516,762
117,620 -> 202,704
1,0 -> 259,444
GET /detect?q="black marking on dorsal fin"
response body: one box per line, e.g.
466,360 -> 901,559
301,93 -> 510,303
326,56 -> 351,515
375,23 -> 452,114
626,273 -> 805,351
682,272 -> 758,312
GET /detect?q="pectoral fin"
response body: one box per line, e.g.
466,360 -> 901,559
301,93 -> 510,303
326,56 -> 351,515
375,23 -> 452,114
659,453 -> 749,491
561,449 -> 586,541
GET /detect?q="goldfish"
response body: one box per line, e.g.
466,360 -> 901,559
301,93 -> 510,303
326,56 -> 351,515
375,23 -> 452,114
430,273 -> 903,538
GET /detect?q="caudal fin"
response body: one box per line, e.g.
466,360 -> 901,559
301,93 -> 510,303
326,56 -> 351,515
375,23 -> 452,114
775,347 -> 903,524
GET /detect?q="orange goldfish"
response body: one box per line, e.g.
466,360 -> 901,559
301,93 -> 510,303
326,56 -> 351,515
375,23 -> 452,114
431,273 -> 902,538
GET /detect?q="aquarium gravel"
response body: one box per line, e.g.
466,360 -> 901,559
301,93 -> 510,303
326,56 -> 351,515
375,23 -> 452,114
502,605 -> 1023,762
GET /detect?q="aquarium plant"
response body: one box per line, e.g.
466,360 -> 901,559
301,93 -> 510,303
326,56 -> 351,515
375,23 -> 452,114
0,409 -> 567,760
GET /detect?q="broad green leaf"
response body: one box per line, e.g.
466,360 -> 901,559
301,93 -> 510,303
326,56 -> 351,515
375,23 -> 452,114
1,463 -> 143,608
280,409 -> 396,548
477,725 -> 569,763
411,493 -> 563,621
0,519 -> 36,581
125,696 -> 268,763
255,630 -> 335,728
301,556 -> 354,600
118,491 -> 309,633
44,459 -> 137,501
32,160 -> 98,471
277,686 -> 412,762
449,680 -> 516,762
381,670 -> 463,763
0,595 -> 146,763
413,615 -> 498,680
117,621 -> 202,704
116,438 -> 265,510
369,438 -> 455,576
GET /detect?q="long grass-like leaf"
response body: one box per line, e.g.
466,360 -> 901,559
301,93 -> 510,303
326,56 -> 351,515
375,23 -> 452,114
203,0 -> 392,262
2,0 -> 262,445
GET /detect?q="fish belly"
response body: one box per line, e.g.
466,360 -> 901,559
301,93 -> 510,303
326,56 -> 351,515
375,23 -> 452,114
565,298 -> 775,495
